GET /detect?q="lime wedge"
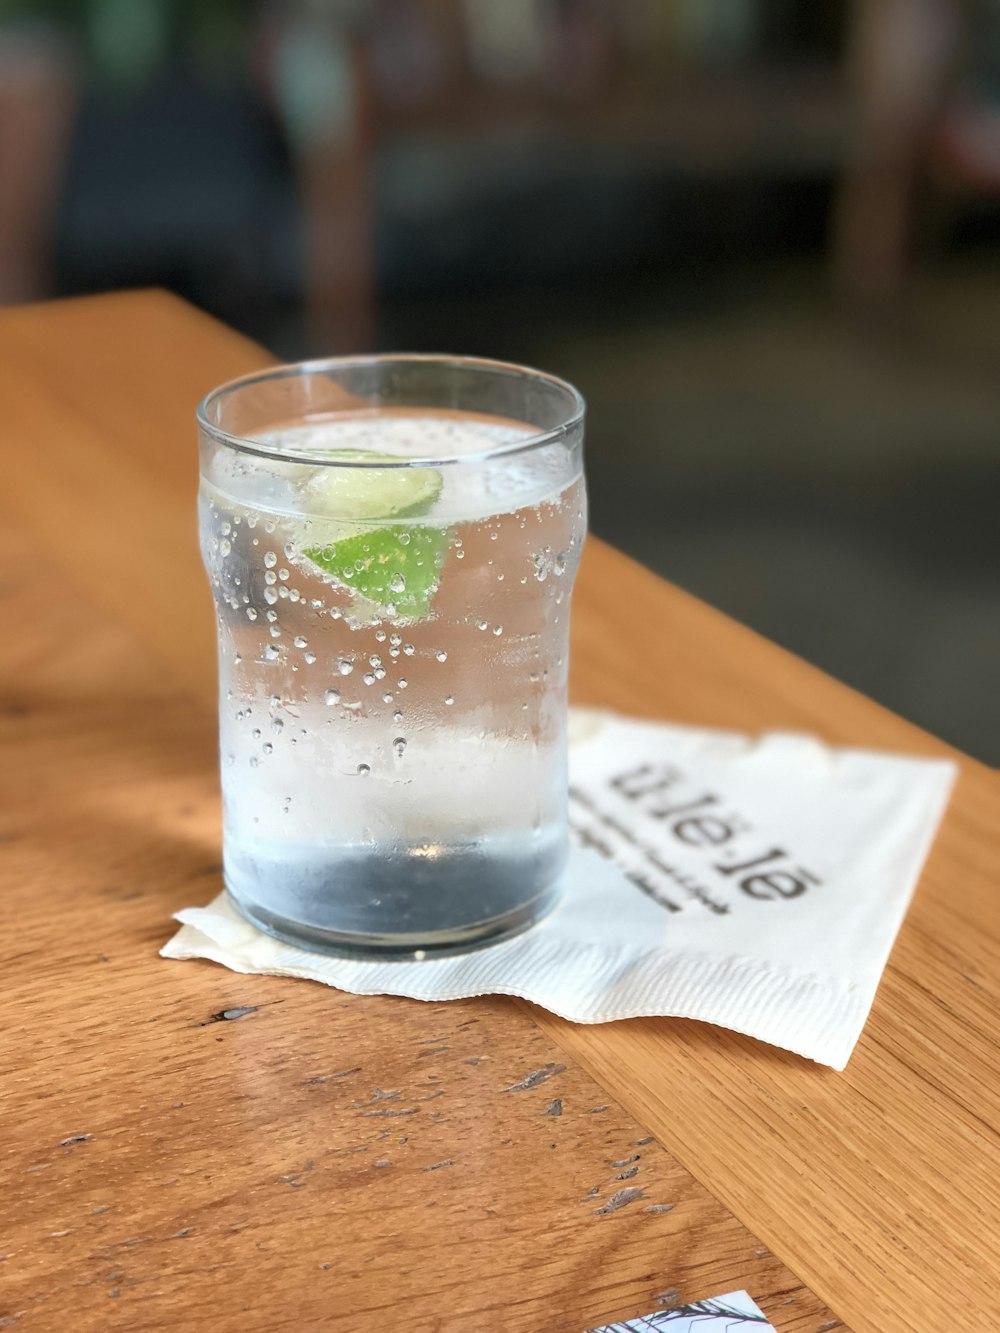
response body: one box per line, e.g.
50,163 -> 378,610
304,525 -> 449,619
299,453 -> 448,619
302,451 -> 442,521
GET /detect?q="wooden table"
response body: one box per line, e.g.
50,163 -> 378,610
1,292 -> 996,1333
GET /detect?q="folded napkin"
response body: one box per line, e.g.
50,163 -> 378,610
163,709 -> 956,1068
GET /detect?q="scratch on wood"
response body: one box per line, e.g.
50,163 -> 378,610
307,1066 -> 362,1084
168,1228 -> 194,1239
60,1134 -> 93,1146
463,1057 -> 481,1066
614,1165 -> 639,1180
540,1099 -> 562,1117
501,1063 -> 566,1092
593,1187 -> 644,1215
421,1160 -> 453,1172
635,1136 -> 653,1145
203,1005 -> 259,1025
589,1105 -> 609,1113
359,1107 -> 419,1118
654,1288 -> 680,1308
644,1204 -> 674,1213
818,1322 -> 842,1331
91,1206 -> 110,1215
611,1154 -> 640,1168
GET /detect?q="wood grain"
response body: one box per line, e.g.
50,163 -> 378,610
2,290 -> 997,1330
0,514 -> 835,1331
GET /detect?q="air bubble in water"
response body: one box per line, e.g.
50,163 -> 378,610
294,636 -> 307,648
357,763 -> 371,777
375,629 -> 387,643
389,633 -> 402,646
444,695 -> 454,706
303,652 -> 316,665
388,573 -> 406,594
476,620 -> 488,631
339,659 -> 354,675
246,607 -> 258,621
278,568 -> 290,582
363,672 -> 375,686
369,654 -> 382,667
249,756 -> 259,768
272,718 -> 284,733
325,688 -> 340,706
374,667 -> 386,680
219,539 -> 231,557
492,624 -> 503,636
266,609 -> 278,623
393,709 -> 403,724
403,643 -> 415,656
435,650 -> 448,662
251,728 -> 261,739
264,551 -> 277,569
263,742 -> 273,755
393,737 -> 407,756
397,679 -> 408,689
264,588 -> 279,605
382,692 -> 393,703
264,644 -> 280,661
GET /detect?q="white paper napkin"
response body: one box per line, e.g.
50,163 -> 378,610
163,709 -> 957,1068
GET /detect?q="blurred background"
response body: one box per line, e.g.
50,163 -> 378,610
2,0 -> 998,760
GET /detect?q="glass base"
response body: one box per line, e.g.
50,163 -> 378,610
225,876 -> 563,960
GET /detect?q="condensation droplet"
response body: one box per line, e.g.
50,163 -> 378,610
325,689 -> 340,706
357,763 -> 371,777
339,659 -> 354,676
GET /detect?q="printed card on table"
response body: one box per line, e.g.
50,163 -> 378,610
586,1289 -> 777,1332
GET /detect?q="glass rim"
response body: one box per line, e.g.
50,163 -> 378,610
196,352 -> 586,469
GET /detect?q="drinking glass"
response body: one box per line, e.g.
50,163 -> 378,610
198,355 -> 586,956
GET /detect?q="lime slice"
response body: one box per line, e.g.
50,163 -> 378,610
304,525 -> 449,619
299,453 -> 448,619
301,451 -> 442,522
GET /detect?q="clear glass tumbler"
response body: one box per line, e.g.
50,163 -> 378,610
198,355 -> 586,956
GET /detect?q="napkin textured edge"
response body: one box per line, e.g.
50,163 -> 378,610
163,897 -> 868,1068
